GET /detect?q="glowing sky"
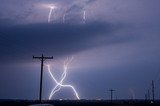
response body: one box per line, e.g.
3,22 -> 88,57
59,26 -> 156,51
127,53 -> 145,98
0,0 -> 160,100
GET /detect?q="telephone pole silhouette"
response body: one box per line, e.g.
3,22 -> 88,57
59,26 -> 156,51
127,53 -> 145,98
108,89 -> 115,101
33,54 -> 53,102
152,80 -> 155,101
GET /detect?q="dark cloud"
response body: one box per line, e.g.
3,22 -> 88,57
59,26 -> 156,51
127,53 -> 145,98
0,21 -> 133,64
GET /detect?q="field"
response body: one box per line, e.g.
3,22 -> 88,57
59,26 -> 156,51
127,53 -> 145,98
0,100 -> 160,106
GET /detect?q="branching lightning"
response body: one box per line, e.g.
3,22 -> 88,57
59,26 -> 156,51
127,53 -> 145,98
46,57 -> 80,100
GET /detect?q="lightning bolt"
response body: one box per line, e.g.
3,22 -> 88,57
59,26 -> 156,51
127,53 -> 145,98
48,6 -> 54,23
83,10 -> 86,24
46,57 -> 80,100
48,5 -> 56,23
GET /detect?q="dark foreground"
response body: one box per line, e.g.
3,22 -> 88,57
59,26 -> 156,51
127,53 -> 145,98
0,99 -> 160,106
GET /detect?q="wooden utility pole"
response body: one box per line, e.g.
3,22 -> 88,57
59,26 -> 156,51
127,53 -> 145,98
33,54 -> 53,102
108,89 -> 115,101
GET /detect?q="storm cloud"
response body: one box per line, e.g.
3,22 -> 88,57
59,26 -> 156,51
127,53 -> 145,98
0,21 -> 132,64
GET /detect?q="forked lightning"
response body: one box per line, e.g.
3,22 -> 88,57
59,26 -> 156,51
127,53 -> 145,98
46,57 -> 80,100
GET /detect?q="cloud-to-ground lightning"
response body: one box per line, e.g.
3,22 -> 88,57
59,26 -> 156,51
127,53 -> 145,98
46,57 -> 80,100
48,4 -> 56,23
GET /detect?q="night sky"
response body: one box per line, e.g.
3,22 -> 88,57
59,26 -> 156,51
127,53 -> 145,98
0,0 -> 160,100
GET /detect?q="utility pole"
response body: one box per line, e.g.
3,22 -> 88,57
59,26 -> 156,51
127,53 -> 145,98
33,54 -> 53,102
152,80 -> 155,101
108,89 -> 115,101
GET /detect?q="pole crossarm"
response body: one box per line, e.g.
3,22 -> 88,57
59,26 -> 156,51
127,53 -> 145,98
33,56 -> 53,59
